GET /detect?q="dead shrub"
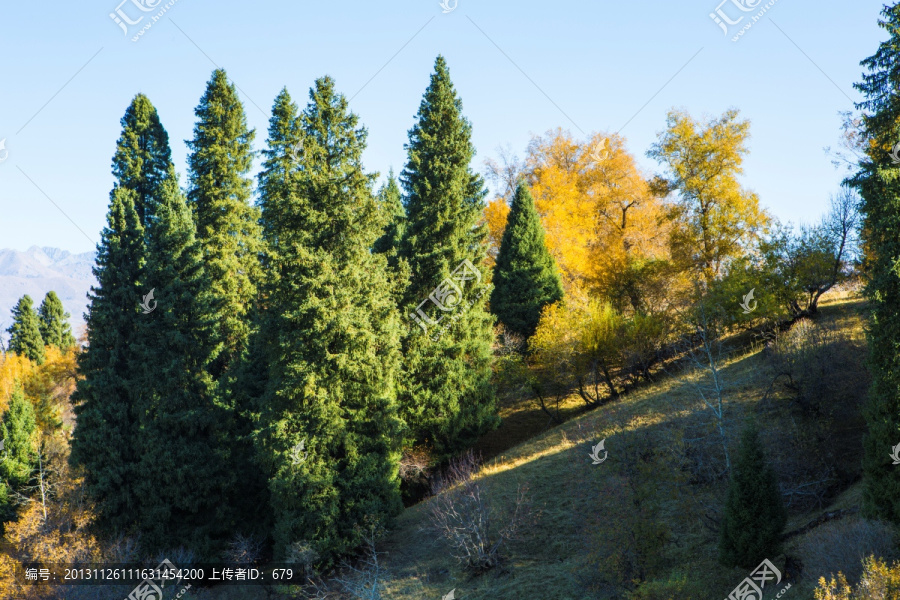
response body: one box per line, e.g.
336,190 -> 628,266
427,451 -> 531,572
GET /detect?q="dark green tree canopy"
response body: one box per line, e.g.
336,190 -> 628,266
6,295 -> 44,365
69,186 -> 146,534
133,170 -> 233,557
374,169 -> 406,262
718,422 -> 787,568
851,3 -> 900,524
112,93 -> 174,229
491,181 -> 564,340
0,385 -> 38,489
187,68 -> 262,379
258,76 -> 403,563
397,55 -> 498,455
37,291 -> 75,350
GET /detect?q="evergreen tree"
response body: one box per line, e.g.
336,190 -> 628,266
374,169 -> 406,264
398,55 -> 498,454
6,295 -> 44,365
258,87 -> 303,247
0,385 -> 38,489
187,69 -> 262,381
111,94 -> 174,229
37,291 -> 75,350
718,422 -> 786,568
490,181 -> 564,340
132,170 -> 233,557
69,186 -> 146,534
852,3 -> 900,524
258,77 -> 403,562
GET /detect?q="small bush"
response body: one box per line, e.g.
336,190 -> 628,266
427,451 -> 531,572
800,517 -> 895,584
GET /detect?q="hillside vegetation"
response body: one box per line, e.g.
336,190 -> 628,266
359,294 -> 879,599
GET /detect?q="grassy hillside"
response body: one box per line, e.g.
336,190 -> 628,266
353,295 -> 883,600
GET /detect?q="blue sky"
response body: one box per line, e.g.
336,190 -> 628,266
0,0 -> 888,254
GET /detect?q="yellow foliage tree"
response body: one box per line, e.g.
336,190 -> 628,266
0,352 -> 34,414
483,196 -> 511,270
525,129 -> 671,307
648,109 -> 769,284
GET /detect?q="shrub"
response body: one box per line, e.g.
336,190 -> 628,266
427,451 -> 531,572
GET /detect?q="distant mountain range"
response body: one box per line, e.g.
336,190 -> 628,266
0,247 -> 96,344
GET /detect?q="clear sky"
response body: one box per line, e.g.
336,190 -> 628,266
0,0 -> 888,254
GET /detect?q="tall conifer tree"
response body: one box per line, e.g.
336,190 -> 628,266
491,181 -> 563,339
851,3 -> 900,523
187,69 -> 262,381
70,187 -> 146,533
111,94 -> 174,229
132,171 -> 233,557
258,78 -> 403,562
6,296 -> 44,364
70,96 -> 173,534
398,56 -> 497,454
37,291 -> 75,350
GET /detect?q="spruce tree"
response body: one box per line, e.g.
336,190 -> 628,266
132,170 -> 233,557
491,181 -> 563,340
398,56 -> 498,455
852,4 -> 900,524
6,295 -> 45,365
719,422 -> 786,568
69,186 -> 146,533
37,291 -> 75,350
0,385 -> 38,489
111,94 -> 174,229
374,169 -> 406,264
258,77 -> 403,562
187,69 -> 262,381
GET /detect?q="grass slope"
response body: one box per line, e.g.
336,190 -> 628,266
370,296 -> 874,599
